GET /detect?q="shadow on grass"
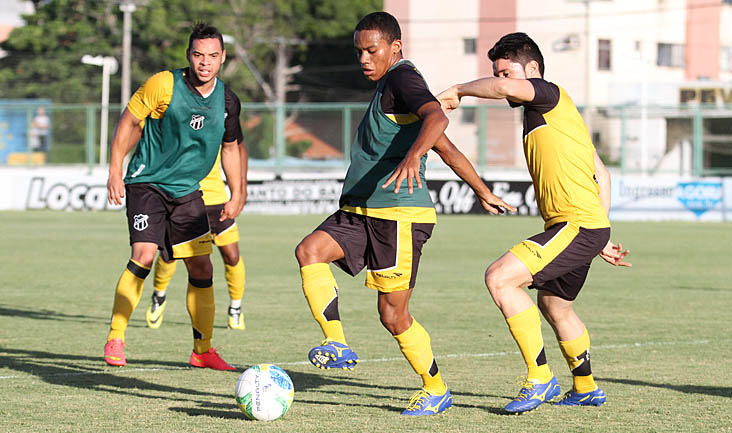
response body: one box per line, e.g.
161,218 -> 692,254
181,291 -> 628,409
0,346 -> 406,415
0,304 -> 108,324
170,406 -> 246,419
0,347 -> 230,401
295,397 -> 403,413
603,377 -> 732,398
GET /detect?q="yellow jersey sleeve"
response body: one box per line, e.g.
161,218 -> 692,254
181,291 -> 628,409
126,71 -> 174,121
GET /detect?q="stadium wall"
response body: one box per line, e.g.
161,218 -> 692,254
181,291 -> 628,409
0,167 -> 730,222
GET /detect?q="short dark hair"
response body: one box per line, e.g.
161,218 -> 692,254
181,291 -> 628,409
488,32 -> 545,77
188,22 -> 224,52
355,11 -> 401,43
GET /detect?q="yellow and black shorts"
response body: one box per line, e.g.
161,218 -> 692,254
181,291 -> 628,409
125,183 -> 212,261
205,203 -> 239,247
510,221 -> 610,301
315,210 -> 434,293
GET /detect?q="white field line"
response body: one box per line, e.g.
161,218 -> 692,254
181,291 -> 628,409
0,338 -> 726,380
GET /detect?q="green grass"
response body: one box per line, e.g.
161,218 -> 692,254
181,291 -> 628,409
1,211 -> 731,432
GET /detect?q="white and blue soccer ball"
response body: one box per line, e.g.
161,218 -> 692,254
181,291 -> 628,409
235,364 -> 294,421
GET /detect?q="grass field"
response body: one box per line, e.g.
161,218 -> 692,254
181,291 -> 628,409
1,211 -> 731,432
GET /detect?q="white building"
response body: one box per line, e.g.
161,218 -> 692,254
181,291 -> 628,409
385,0 -> 732,173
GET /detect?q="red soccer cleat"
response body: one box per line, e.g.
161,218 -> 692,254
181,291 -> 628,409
189,347 -> 236,371
104,338 -> 126,366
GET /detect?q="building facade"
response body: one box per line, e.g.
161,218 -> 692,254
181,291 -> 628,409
385,0 -> 732,173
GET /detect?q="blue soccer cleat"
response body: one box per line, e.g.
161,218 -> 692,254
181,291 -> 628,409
308,339 -> 359,370
555,388 -> 607,406
401,388 -> 453,416
504,376 -> 561,414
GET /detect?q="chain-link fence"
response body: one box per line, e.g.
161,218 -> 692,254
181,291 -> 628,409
1,101 -> 730,176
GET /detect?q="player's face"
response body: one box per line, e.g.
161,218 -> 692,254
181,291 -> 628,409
492,58 -> 527,79
493,58 -> 541,79
354,29 -> 402,81
187,38 -> 226,84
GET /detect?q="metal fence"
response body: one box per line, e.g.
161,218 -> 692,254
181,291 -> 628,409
1,101 -> 731,176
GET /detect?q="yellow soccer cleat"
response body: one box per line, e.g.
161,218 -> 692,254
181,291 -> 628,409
228,307 -> 245,330
145,294 -> 167,329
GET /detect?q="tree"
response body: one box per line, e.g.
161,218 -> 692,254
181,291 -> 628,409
0,0 -> 382,104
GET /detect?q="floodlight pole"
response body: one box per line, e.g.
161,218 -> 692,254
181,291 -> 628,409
120,2 -> 136,106
82,55 -> 119,165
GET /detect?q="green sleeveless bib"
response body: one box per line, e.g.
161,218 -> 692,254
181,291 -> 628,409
340,60 -> 433,209
125,68 -> 226,198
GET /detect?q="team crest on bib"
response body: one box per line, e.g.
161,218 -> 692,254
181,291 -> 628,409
190,114 -> 205,130
133,214 -> 149,231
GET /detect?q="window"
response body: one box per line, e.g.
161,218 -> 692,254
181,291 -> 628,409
463,38 -> 477,55
657,43 -> 684,67
461,107 -> 476,124
722,47 -> 732,72
598,39 -> 611,71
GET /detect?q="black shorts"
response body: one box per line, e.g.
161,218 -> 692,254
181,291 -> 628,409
125,183 -> 212,260
510,221 -> 610,301
205,203 -> 238,247
315,210 -> 434,292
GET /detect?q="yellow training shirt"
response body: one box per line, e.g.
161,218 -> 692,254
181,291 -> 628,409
521,79 -> 610,230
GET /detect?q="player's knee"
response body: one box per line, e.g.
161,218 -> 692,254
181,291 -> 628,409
184,258 -> 213,280
484,268 -> 506,299
295,239 -> 320,266
131,251 -> 156,268
378,307 -> 410,335
221,252 -> 240,266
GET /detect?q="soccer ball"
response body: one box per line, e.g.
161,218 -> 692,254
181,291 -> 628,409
235,364 -> 294,421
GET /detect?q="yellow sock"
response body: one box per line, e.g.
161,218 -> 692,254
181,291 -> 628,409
225,257 -> 245,303
394,318 -> 447,395
153,255 -> 177,293
187,277 -> 214,354
558,328 -> 597,393
506,305 -> 553,382
108,260 -> 150,342
300,263 -> 346,344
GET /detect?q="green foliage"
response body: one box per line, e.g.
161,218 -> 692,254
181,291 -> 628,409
244,111 -> 274,159
286,138 -> 311,157
0,0 -> 383,104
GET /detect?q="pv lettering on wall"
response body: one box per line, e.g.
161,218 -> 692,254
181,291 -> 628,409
0,167 -> 730,221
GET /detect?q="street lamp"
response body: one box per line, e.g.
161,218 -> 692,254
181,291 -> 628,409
81,54 -> 118,165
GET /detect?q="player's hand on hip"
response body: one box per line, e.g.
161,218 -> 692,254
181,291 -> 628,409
382,155 -> 422,194
436,86 -> 461,113
478,191 -> 517,215
107,175 -> 125,205
600,241 -> 632,267
220,199 -> 242,221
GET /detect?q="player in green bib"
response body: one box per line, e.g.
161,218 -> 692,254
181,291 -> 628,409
294,12 -> 515,416
104,23 -> 243,371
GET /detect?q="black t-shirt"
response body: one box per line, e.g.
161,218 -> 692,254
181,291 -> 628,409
380,62 -> 437,116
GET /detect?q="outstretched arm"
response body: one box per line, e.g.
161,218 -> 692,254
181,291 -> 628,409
437,78 -> 536,112
107,109 -> 143,205
381,101 -> 448,194
432,134 -> 517,215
